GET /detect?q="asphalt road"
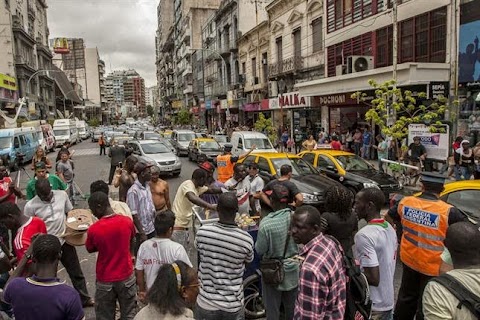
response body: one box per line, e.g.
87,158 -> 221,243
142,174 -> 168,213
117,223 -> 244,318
14,139 -> 403,319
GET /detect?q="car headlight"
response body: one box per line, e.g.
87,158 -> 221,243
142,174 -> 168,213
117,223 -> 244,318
363,182 -> 380,189
301,193 -> 321,203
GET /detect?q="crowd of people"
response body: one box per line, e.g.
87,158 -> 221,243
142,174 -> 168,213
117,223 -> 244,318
0,133 -> 477,320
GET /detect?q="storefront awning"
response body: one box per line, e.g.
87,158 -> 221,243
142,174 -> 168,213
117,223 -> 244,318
295,62 -> 450,97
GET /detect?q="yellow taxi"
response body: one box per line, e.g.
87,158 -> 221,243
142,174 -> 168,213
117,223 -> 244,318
439,180 -> 480,221
238,152 -> 342,209
187,138 -> 222,163
298,149 -> 401,196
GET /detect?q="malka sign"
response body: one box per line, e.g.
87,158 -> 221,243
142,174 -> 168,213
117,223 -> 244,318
278,92 -> 309,108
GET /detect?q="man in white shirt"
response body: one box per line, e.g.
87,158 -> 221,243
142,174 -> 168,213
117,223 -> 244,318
224,163 -> 251,215
24,179 -> 94,307
135,210 -> 192,302
247,163 -> 264,216
423,222 -> 480,320
353,187 -> 397,320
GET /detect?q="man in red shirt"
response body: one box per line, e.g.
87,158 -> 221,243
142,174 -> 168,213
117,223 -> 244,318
0,202 -> 46,272
86,191 -> 136,320
0,165 -> 24,204
330,136 -> 342,150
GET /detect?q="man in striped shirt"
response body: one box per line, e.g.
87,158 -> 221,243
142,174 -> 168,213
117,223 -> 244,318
291,205 -> 347,320
195,192 -> 254,320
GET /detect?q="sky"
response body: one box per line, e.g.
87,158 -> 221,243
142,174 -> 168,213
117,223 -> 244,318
47,0 -> 158,87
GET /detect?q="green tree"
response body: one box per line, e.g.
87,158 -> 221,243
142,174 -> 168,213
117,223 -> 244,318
88,118 -> 100,127
174,108 -> 192,125
352,79 -> 447,141
146,105 -> 154,117
254,113 -> 277,146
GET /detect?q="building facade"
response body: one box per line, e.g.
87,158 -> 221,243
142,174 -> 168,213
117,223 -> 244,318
105,69 -> 146,117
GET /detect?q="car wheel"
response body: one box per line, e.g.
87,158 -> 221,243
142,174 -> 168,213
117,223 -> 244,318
243,273 -> 265,319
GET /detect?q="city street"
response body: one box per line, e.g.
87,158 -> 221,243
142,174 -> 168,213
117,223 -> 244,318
14,139 -> 403,319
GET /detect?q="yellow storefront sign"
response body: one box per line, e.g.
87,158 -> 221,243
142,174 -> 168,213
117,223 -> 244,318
172,100 -> 184,109
0,74 -> 17,91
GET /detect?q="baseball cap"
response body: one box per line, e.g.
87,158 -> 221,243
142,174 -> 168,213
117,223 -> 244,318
35,161 -> 46,170
133,161 -> 153,174
420,172 -> 446,185
198,161 -> 215,173
268,184 -> 290,203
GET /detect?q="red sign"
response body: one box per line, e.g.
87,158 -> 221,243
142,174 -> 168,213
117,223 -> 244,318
279,92 -> 307,107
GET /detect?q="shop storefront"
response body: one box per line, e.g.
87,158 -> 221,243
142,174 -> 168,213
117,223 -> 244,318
0,73 -> 18,107
242,100 -> 272,127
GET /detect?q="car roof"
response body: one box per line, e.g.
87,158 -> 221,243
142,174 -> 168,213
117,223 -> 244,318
137,140 -> 162,144
194,138 -> 216,142
232,131 -> 267,138
254,152 -> 300,159
443,180 -> 480,194
302,149 -> 354,156
174,130 -> 195,133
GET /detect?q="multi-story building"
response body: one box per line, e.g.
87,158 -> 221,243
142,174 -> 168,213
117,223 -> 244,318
264,0 -> 324,133
0,0 -> 55,120
105,69 -> 146,117
296,0 -> 456,136
146,86 -> 155,107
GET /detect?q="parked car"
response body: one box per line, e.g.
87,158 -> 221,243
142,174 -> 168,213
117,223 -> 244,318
91,130 -> 103,142
195,132 -> 208,138
187,138 -> 222,163
298,149 -> 401,198
159,138 -> 176,153
230,131 -> 277,156
238,153 -> 344,211
0,127 -> 40,171
127,140 -> 181,176
171,130 -> 196,156
136,131 -> 162,140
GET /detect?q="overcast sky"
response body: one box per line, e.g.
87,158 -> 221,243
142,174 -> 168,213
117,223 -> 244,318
47,0 -> 157,87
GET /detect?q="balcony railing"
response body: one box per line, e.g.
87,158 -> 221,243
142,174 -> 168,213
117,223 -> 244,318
268,56 -> 304,77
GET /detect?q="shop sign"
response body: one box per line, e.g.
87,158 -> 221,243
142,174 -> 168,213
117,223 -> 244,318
220,99 -> 228,109
244,103 -> 260,112
172,100 -> 183,109
0,74 -> 17,91
53,38 -> 70,54
269,98 -> 279,110
316,93 -> 357,106
408,124 -> 449,161
278,91 -> 310,108
429,82 -> 449,99
261,99 -> 270,110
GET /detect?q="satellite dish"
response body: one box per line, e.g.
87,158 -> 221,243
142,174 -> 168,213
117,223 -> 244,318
354,57 -> 369,72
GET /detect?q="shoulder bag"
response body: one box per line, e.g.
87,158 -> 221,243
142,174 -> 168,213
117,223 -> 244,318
259,233 -> 290,285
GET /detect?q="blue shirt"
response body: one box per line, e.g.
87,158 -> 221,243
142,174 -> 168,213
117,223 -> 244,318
363,132 -> 372,145
4,276 -> 84,320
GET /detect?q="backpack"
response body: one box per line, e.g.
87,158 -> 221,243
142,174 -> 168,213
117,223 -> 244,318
431,273 -> 480,317
326,236 -> 372,320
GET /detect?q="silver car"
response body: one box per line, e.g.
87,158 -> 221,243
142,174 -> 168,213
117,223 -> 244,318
127,140 -> 181,176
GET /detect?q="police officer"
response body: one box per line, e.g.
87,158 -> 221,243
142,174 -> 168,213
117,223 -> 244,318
216,143 -> 255,183
386,172 -> 466,320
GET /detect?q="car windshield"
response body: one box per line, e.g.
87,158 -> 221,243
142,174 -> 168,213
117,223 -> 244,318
245,138 -> 272,149
271,158 -> 318,176
178,133 -> 196,141
335,154 -> 372,171
141,143 -> 170,154
214,135 -> 229,143
54,129 -> 69,136
0,137 -> 11,149
199,141 -> 221,150
144,132 -> 161,139
445,189 -> 480,220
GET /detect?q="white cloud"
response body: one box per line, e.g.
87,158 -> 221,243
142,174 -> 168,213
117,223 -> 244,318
47,0 -> 157,86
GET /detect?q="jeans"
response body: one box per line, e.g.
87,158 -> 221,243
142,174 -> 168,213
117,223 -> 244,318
371,310 -> 393,320
262,282 -> 297,320
108,165 -> 117,185
353,142 -> 362,156
95,274 -> 137,320
362,144 -> 370,159
378,158 -> 385,173
195,303 -> 245,320
455,166 -> 473,180
60,242 -> 91,303
393,264 -> 432,320
100,145 -> 106,155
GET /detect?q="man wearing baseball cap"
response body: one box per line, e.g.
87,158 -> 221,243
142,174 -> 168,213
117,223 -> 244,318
26,161 -> 67,200
401,136 -> 427,185
256,184 -> 299,320
126,161 -> 156,249
216,143 -> 256,183
198,161 -> 224,206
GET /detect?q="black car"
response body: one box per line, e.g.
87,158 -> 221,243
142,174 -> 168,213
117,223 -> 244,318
187,138 -> 222,163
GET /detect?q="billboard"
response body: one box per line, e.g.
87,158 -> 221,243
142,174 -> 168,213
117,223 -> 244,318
459,0 -> 480,83
408,124 -> 450,161
53,38 -> 70,54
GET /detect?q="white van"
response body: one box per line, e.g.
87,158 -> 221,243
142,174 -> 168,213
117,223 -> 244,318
76,120 -> 88,140
21,120 -> 55,153
53,119 -> 78,146
230,131 -> 277,156
0,127 -> 40,170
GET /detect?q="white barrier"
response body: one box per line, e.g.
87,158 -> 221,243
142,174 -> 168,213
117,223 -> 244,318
380,158 -> 421,170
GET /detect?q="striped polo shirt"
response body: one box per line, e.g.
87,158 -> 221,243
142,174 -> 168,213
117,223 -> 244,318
195,222 -> 254,313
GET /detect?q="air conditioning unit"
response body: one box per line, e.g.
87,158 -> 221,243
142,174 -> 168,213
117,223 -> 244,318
336,65 -> 347,76
268,81 -> 278,97
347,56 -> 374,74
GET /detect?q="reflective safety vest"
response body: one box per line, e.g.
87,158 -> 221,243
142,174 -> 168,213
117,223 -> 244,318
398,196 -> 452,276
217,154 -> 234,183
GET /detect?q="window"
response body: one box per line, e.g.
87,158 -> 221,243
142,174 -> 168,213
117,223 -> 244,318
312,18 -> 323,52
399,18 -> 414,62
327,32 -> 372,77
242,62 -> 246,74
293,28 -> 302,58
443,190 -> 480,219
244,155 -> 257,166
252,57 -> 257,79
301,153 -> 315,165
276,37 -> 283,62
375,25 -> 393,68
257,158 -> 270,173
327,0 -> 384,33
317,155 -> 335,169
262,52 -> 268,82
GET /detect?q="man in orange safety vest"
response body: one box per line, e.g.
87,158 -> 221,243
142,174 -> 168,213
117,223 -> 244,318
216,143 -> 255,183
